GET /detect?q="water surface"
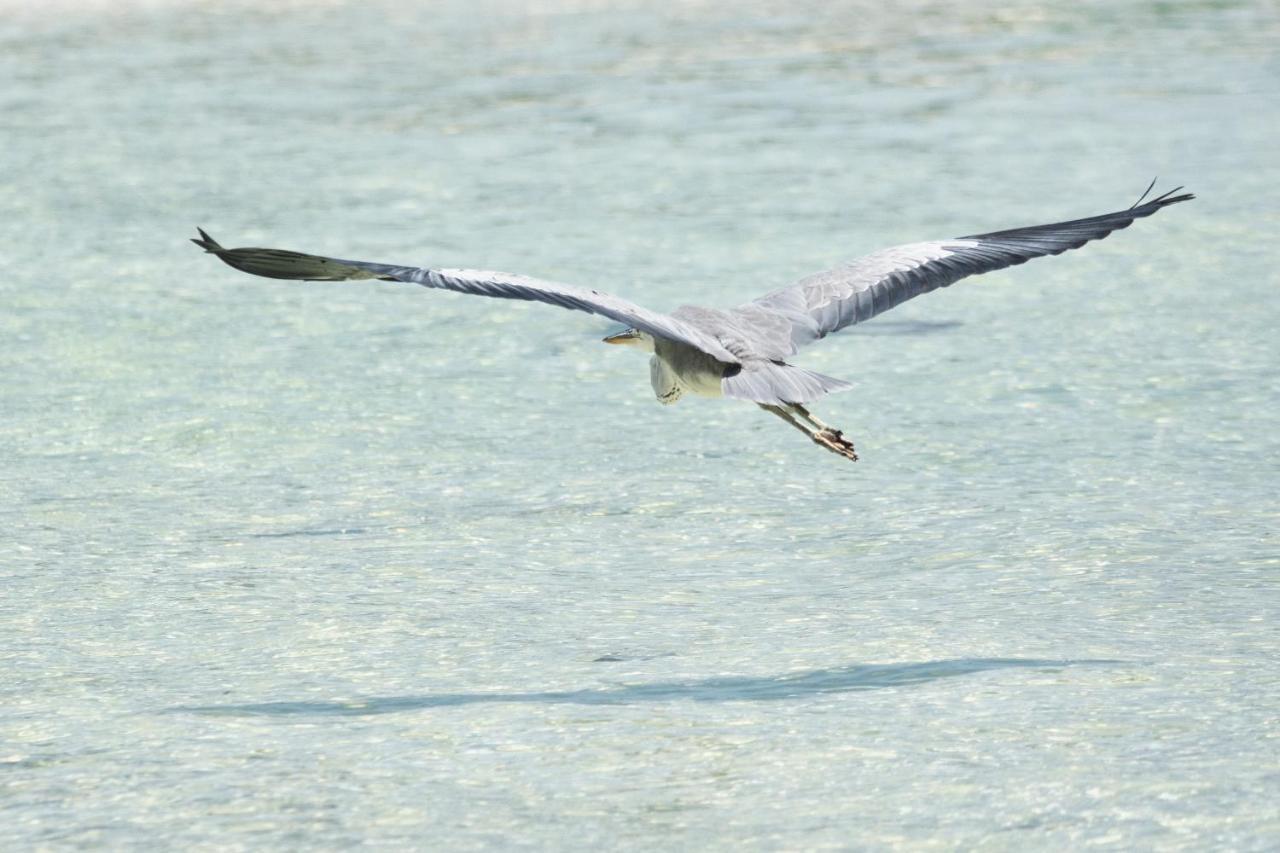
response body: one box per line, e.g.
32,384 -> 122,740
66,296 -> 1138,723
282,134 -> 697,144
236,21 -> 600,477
2,0 -> 1278,848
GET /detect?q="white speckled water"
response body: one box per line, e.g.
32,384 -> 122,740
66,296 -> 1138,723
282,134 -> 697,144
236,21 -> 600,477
3,0 -> 1278,848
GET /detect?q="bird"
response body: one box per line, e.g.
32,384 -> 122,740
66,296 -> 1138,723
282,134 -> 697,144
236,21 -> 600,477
192,182 -> 1191,462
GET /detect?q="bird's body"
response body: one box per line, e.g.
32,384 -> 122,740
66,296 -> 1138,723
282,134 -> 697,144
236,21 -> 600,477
193,183 -> 1191,462
651,336 -> 728,402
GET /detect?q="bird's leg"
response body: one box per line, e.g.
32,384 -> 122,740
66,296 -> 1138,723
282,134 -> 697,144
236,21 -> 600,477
759,404 -> 858,462
788,403 -> 838,434
788,403 -> 858,461
760,403 -> 811,437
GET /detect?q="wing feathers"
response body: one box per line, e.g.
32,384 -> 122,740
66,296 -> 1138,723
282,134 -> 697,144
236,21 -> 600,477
737,187 -> 1193,357
192,232 -> 738,362
194,186 -> 1192,372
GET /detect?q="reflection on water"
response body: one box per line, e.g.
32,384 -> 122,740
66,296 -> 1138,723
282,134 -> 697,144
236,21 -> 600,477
176,658 -> 1120,716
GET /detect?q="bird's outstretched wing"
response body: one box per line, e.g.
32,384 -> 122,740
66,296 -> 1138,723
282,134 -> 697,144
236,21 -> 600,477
191,229 -> 738,362
731,185 -> 1194,359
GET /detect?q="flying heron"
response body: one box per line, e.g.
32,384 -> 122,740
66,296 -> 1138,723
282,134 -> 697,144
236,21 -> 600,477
193,183 -> 1191,462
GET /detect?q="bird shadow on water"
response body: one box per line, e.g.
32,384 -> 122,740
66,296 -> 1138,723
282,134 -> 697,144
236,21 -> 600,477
850,319 -> 963,336
173,658 -> 1121,718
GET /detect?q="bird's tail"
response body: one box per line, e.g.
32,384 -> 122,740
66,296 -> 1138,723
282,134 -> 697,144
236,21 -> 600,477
722,362 -> 853,405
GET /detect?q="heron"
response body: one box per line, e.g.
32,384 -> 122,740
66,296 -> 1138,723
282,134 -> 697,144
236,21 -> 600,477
193,182 -> 1191,462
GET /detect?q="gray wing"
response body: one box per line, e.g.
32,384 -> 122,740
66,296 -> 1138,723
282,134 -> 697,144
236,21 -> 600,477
733,186 -> 1194,359
191,230 -> 738,362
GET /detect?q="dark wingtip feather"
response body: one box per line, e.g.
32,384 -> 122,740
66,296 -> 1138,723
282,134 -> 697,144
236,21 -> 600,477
1157,190 -> 1193,205
1133,187 -> 1194,214
191,227 -> 224,253
1130,180 -> 1193,211
1130,177 -> 1159,210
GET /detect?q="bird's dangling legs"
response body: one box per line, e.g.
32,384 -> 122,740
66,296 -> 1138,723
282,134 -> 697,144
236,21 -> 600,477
787,404 -> 857,459
794,403 -> 858,461
759,404 -> 858,462
789,403 -> 838,435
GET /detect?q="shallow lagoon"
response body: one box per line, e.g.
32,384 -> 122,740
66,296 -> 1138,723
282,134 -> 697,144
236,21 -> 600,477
2,0 -> 1278,848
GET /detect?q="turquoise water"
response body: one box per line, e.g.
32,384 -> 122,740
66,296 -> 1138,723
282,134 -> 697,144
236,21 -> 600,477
3,0 -> 1278,848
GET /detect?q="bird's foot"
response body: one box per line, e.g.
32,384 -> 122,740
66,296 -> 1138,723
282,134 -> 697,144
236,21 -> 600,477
813,429 -> 858,462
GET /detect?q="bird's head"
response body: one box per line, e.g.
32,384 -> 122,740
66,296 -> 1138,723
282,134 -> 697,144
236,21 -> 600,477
602,328 -> 655,352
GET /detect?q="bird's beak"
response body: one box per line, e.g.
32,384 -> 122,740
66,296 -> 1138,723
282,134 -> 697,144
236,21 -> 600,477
602,329 -> 642,345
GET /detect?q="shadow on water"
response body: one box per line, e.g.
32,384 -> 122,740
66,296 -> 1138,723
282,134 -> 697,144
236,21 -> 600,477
849,319 -> 963,336
174,658 -> 1120,718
